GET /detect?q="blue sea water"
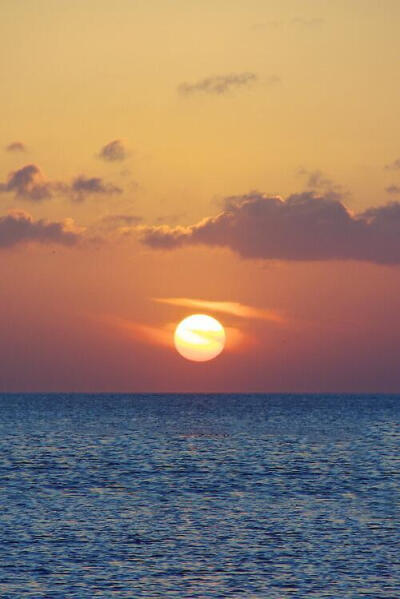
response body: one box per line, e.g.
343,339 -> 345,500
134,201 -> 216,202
0,394 -> 399,598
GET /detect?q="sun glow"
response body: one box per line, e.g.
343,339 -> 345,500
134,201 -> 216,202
174,314 -> 226,362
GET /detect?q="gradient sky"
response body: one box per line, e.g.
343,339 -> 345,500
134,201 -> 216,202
1,0 -> 400,392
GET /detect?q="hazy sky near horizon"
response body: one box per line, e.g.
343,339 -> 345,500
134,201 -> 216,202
1,0 -> 400,392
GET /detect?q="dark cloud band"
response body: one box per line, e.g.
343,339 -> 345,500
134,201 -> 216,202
139,192 -> 400,265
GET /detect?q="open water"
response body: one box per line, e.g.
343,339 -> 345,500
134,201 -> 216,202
0,394 -> 399,598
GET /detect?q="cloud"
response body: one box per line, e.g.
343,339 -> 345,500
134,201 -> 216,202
178,72 -> 258,96
5,141 -> 27,153
102,315 -> 174,349
291,17 -> 324,27
153,298 -> 285,323
0,210 -> 82,249
302,169 -> 334,189
98,139 -> 129,162
70,176 -> 122,202
385,159 -> 400,170
139,192 -> 400,265
0,164 -> 65,201
385,185 -> 400,195
297,168 -> 344,198
99,213 -> 142,230
0,164 -> 122,202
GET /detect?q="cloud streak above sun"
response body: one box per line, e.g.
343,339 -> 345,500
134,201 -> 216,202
139,192 -> 400,265
153,298 -> 285,323
102,314 -> 246,353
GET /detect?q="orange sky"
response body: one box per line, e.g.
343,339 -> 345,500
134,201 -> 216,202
1,0 -> 400,391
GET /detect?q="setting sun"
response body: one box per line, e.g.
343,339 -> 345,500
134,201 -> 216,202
174,314 -> 226,362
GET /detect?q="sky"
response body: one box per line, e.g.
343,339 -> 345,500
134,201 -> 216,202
1,0 -> 400,392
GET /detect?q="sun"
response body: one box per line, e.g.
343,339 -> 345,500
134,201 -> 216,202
174,314 -> 226,362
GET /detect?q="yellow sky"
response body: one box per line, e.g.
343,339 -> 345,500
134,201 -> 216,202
2,0 -> 400,222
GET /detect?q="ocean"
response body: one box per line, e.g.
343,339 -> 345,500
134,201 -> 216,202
0,394 -> 399,598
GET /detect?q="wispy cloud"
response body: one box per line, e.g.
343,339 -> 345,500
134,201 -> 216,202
385,158 -> 400,170
291,17 -> 324,27
385,185 -> 400,195
153,297 -> 285,323
101,314 -> 247,352
103,315 -> 174,348
99,213 -> 143,230
178,72 -> 258,96
156,212 -> 187,225
5,141 -> 27,153
298,168 -> 345,198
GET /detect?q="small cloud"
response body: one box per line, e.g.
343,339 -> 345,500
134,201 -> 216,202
5,141 -> 27,153
70,176 -> 122,202
385,185 -> 400,195
385,159 -> 400,170
98,139 -> 129,162
153,297 -> 285,323
0,164 -> 122,203
0,164 -> 64,201
178,72 -> 258,96
0,210 -> 83,249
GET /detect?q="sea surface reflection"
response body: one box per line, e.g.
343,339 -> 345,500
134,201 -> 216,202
0,394 -> 399,597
